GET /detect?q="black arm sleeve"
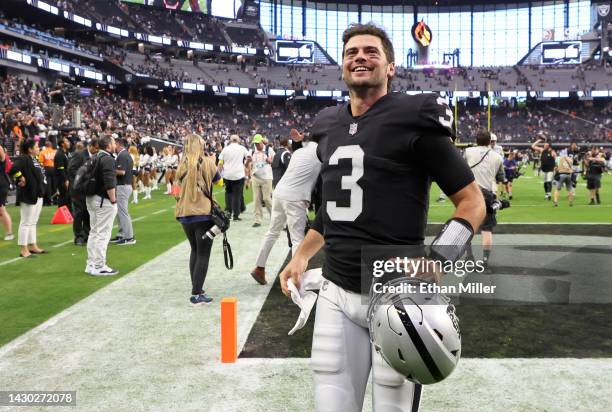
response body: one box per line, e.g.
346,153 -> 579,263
311,202 -> 325,235
414,135 -> 474,196
8,156 -> 24,178
102,156 -> 117,190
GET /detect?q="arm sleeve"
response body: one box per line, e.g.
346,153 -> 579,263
311,202 -> 325,235
102,157 -> 117,190
415,94 -> 455,140
55,153 -> 67,180
9,156 -> 24,177
414,135 -> 474,197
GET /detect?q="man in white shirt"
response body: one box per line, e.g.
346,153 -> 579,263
490,133 -> 504,156
465,129 -> 505,265
219,135 -> 249,221
250,134 -> 274,227
249,140 -> 321,285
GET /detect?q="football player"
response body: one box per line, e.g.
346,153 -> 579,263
280,23 -> 485,412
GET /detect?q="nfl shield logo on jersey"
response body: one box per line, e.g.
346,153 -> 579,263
349,122 -> 358,135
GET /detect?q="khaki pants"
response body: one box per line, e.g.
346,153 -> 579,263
252,176 -> 272,224
255,197 -> 308,268
86,195 -> 118,268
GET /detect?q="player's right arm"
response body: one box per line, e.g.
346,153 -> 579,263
280,205 -> 325,297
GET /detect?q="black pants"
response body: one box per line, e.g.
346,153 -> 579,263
57,180 -> 70,210
181,220 -> 215,295
43,167 -> 54,204
72,196 -> 90,241
224,178 -> 245,219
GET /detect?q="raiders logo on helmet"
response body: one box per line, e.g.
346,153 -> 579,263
598,4 -> 610,17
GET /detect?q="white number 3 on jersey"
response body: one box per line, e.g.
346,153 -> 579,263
437,96 -> 454,131
327,145 -> 364,222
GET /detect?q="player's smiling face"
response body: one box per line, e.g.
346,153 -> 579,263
342,34 -> 394,92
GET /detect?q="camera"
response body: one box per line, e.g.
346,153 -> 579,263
491,198 -> 511,211
63,84 -> 81,101
203,206 -> 231,239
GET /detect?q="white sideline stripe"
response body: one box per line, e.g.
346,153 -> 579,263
0,257 -> 22,267
132,216 -> 147,222
152,209 -> 167,215
52,239 -> 74,248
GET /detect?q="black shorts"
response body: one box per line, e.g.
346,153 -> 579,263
480,210 -> 497,232
0,185 -> 8,207
587,175 -> 601,190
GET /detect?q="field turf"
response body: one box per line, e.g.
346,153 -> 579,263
0,187 -> 251,347
0,174 -> 610,348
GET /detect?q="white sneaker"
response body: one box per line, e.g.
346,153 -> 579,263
85,264 -> 93,274
3,233 -> 14,241
89,265 -> 119,276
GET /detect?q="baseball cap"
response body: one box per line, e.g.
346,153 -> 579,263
490,133 -> 497,141
252,134 -> 263,144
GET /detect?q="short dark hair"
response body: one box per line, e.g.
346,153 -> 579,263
342,23 -> 394,64
279,137 -> 289,148
88,137 -> 99,148
20,138 -> 37,154
475,129 -> 491,146
116,138 -> 128,148
342,23 -> 395,90
99,135 -> 114,150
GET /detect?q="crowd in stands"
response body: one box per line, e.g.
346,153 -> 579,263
0,75 -> 322,158
1,73 -> 610,165
457,100 -> 612,143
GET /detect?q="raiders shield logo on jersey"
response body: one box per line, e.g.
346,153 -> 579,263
349,123 -> 358,135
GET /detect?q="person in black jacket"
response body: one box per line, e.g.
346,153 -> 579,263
68,139 -> 97,246
54,136 -> 71,210
85,135 -> 119,276
0,144 -> 14,241
9,139 -> 47,258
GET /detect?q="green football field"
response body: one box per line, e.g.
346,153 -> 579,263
0,186 -> 249,347
0,174 -> 610,347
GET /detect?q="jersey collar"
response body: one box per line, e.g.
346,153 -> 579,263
339,92 -> 393,125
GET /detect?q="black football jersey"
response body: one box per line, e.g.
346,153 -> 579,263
312,92 -> 474,293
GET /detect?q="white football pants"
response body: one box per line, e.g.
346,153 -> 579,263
311,279 -> 422,412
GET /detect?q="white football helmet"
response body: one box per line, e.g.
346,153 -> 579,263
367,277 -> 461,385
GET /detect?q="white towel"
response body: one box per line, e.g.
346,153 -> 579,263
287,268 -> 324,335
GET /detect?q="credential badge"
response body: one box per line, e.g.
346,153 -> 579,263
349,122 -> 358,135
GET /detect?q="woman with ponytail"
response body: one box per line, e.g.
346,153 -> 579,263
174,133 -> 223,306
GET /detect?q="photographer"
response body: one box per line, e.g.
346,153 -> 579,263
174,133 -> 223,306
48,80 -> 65,129
465,129 -> 506,266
